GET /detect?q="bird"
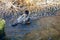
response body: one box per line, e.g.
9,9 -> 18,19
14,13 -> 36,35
12,10 -> 30,26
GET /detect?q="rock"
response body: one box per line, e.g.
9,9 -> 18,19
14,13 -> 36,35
0,18 -> 5,30
0,18 -> 5,40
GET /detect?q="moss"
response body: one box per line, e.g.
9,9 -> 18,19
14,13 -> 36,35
0,18 -> 5,30
0,18 -> 5,38
0,18 -> 5,40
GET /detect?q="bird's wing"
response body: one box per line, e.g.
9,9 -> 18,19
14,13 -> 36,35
17,15 -> 24,23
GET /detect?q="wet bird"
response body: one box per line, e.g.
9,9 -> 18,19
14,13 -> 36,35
12,10 -> 30,26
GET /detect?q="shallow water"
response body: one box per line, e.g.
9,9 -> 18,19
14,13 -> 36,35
4,13 -> 57,40
0,5 -> 60,40
4,16 -> 41,40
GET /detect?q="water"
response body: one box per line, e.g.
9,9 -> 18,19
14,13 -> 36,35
4,16 -> 41,40
0,5 -> 60,40
4,12 -> 56,40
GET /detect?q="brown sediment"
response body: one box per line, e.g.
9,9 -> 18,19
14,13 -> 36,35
24,16 -> 60,40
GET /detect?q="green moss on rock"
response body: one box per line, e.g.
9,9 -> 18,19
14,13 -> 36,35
0,18 -> 5,30
0,18 -> 5,40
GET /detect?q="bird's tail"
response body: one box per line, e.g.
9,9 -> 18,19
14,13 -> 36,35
11,21 -> 19,27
